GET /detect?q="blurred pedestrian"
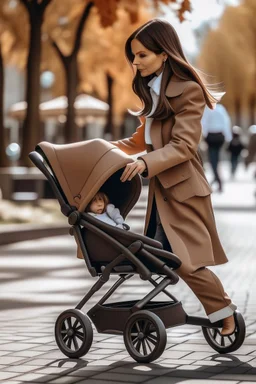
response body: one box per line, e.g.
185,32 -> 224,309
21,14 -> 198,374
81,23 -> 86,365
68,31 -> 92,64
245,125 -> 256,197
245,125 -> 256,170
227,125 -> 245,178
202,104 -> 232,192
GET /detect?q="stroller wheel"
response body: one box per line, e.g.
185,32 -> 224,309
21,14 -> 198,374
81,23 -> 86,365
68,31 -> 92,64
55,309 -> 93,358
124,310 -> 166,363
202,311 -> 245,354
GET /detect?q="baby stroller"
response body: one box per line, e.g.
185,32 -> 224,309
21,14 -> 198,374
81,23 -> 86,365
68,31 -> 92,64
29,139 -> 245,363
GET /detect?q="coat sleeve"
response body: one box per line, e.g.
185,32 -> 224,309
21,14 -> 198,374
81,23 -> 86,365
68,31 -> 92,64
110,117 -> 146,155
138,82 -> 206,179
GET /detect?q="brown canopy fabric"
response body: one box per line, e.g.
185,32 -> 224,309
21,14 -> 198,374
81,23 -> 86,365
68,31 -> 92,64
36,139 -> 142,217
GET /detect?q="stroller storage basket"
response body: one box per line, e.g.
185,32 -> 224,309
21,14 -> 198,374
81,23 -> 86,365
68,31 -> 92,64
88,300 -> 187,334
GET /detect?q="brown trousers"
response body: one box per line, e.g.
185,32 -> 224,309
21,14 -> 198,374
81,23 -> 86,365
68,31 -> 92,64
154,209 -> 232,316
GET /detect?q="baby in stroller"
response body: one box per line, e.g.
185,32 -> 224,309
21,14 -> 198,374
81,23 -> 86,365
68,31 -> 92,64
29,138 -> 245,363
86,191 -> 130,230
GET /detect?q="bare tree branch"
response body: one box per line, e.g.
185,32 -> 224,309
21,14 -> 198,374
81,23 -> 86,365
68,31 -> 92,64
40,0 -> 52,12
50,37 -> 68,67
72,1 -> 94,56
19,0 -> 31,12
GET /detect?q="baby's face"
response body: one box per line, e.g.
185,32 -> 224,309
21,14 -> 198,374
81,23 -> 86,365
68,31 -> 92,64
89,195 -> 105,214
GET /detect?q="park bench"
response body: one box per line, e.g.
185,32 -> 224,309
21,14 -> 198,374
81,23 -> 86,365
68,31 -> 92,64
0,167 -> 46,202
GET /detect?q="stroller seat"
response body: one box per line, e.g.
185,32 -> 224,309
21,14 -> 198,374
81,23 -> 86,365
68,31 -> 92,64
79,212 -> 181,275
29,139 -> 181,281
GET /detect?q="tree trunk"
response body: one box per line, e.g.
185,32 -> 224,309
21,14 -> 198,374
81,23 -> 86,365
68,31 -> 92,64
64,57 -> 79,143
249,93 -> 256,126
51,1 -> 93,144
19,0 -> 52,166
0,42 -> 9,167
234,97 -> 241,126
104,72 -> 114,139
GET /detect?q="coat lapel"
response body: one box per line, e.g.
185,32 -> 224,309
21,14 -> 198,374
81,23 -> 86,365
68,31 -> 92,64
150,119 -> 163,150
165,77 -> 190,98
149,76 -> 190,150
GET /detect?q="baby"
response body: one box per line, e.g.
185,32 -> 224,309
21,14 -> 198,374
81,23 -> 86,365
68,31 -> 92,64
85,192 -> 129,230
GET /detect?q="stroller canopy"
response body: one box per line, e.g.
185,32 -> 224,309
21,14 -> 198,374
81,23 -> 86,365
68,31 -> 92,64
36,139 -> 142,217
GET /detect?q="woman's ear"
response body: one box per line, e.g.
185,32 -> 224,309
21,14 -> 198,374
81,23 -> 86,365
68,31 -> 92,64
162,52 -> 168,62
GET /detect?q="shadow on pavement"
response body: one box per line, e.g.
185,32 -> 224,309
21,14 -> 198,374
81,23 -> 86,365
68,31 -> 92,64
27,354 -> 256,383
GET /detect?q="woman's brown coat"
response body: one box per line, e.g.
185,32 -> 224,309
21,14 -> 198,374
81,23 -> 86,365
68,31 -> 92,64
112,76 -> 228,270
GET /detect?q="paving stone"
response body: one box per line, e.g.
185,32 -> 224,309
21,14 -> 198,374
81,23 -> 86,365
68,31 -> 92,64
7,372 -> 52,382
11,350 -> 45,357
196,365 -> 229,374
0,382 -> 24,384
68,369 -> 99,377
82,354 -> 113,361
184,352 -> 216,360
231,345 -> 256,354
23,358 -> 57,366
192,360 -> 224,367
108,366 -> 174,376
95,343 -> 126,350
246,358 -> 256,367
77,380 -> 131,384
36,351 -> 67,359
36,367 -> 72,375
27,336 -> 54,344
160,358 -> 195,365
175,365 -> 201,371
142,377 -> 191,384
240,382 -> 256,384
153,363 -> 179,368
161,350 -> 192,359
0,335 -> 31,341
100,337 -> 123,344
232,355 -> 255,363
92,372 -> 153,382
224,365 -> 253,374
0,342 -> 38,351
86,360 -> 117,367
205,355 -> 254,363
4,365 -> 40,373
211,374 -> 256,381
165,381 -> 239,384
0,371 -> 21,380
48,376 -> 85,383
169,343 -> 213,352
88,348 -> 122,355
30,345 -> 57,351
105,354 -> 128,361
0,356 -> 27,365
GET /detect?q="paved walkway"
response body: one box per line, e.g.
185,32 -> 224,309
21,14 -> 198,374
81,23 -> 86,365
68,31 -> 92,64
0,162 -> 255,383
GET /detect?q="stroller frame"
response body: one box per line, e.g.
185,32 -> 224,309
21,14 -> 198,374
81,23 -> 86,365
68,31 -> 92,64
29,148 -> 246,363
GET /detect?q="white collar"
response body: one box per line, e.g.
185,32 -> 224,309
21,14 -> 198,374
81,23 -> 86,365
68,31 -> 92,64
147,71 -> 163,96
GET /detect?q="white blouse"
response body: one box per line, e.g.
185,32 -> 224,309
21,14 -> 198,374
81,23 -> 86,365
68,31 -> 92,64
145,71 -> 163,145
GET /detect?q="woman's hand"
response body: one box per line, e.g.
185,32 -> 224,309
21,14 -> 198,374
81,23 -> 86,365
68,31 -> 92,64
120,160 -> 146,182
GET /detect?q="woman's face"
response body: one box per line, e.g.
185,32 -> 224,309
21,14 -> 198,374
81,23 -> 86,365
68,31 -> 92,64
131,39 -> 167,77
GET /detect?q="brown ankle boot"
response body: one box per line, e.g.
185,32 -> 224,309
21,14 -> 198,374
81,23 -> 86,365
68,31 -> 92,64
220,315 -> 235,336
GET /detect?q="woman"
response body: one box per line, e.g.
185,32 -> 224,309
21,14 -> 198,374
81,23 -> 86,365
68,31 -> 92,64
111,19 -> 236,335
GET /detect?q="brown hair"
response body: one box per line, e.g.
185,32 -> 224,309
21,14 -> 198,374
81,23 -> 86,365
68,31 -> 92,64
85,191 -> 109,213
125,19 -> 221,119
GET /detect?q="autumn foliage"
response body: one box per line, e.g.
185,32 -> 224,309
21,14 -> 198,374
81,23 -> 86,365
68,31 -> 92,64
198,0 -> 256,127
0,0 -> 192,166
